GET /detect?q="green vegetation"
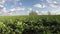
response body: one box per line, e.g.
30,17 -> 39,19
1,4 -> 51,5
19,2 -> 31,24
0,15 -> 60,34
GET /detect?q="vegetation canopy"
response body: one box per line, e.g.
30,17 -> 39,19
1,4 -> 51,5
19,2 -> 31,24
0,15 -> 60,34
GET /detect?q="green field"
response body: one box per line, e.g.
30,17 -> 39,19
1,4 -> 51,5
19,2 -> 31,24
0,15 -> 60,34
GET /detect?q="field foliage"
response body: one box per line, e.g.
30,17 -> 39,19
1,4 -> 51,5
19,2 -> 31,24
0,15 -> 60,34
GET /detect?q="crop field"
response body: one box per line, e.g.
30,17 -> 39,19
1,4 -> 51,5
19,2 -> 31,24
0,15 -> 60,34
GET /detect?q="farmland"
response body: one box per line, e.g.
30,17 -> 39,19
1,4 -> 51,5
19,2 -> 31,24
0,15 -> 60,34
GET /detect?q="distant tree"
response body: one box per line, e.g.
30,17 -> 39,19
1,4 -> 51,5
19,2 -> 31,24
48,11 -> 51,15
29,11 -> 38,15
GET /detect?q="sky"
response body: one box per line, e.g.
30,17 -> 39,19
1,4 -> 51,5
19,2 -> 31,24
0,0 -> 60,16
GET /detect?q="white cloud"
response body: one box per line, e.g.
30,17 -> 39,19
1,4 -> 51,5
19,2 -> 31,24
39,10 -> 60,15
46,0 -> 53,3
0,5 -> 8,15
0,5 -> 26,15
0,0 -> 6,4
28,8 -> 32,11
40,11 -> 48,15
56,11 -> 60,15
36,10 -> 39,13
53,1 -> 57,4
52,9 -> 60,15
34,4 -> 46,8
34,4 -> 42,8
8,0 -> 20,2
27,8 -> 33,13
5,0 -> 21,8
0,5 -> 6,12
41,11 -> 59,15
35,10 -> 49,15
9,0 -> 21,5
9,7 -> 25,15
35,10 -> 41,15
50,3 -> 58,8
50,1 -> 59,8
46,0 -> 59,8
10,7 -> 25,11
46,0 -> 57,3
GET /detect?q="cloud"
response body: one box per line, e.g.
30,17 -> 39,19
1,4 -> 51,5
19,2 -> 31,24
28,8 -> 32,11
35,10 -> 41,15
46,0 -> 57,3
26,8 -> 33,13
0,0 -> 6,4
46,0 -> 53,3
56,11 -> 60,15
5,0 -> 22,8
52,9 -> 60,15
46,0 -> 59,8
50,1 -> 59,8
34,10 -> 49,15
0,5 -> 6,12
10,7 -> 25,12
9,7 -> 25,15
53,1 -> 57,4
8,0 -> 20,2
35,10 -> 57,15
40,11 -> 48,15
50,3 -> 58,8
8,0 -> 21,5
34,4 -> 46,8
0,5 -> 26,15
35,10 -> 39,13
0,5 -> 8,15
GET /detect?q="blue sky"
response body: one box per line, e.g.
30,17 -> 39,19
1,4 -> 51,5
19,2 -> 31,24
0,0 -> 60,15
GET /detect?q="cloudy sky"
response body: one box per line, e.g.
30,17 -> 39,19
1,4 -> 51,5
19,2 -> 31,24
0,0 -> 60,15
